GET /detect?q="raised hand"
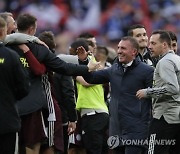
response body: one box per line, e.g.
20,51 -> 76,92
76,46 -> 89,61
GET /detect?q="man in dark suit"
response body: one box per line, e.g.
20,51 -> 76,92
83,36 -> 154,154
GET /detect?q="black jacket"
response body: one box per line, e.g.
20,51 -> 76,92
0,43 -> 29,134
137,47 -> 158,67
53,74 -> 77,124
8,43 -> 89,115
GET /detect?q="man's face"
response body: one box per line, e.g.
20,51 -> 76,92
7,16 -> 17,34
88,37 -> 97,46
117,40 -> 137,64
88,37 -> 97,55
95,51 -> 108,62
69,47 -> 76,55
171,40 -> 178,53
132,28 -> 148,48
149,34 -> 164,57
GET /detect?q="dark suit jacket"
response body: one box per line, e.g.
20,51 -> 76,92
83,58 -> 154,145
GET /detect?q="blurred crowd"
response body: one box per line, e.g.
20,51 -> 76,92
1,0 -> 180,54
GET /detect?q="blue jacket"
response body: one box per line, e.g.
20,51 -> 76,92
83,58 -> 154,144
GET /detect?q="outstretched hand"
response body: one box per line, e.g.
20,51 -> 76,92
88,55 -> 101,72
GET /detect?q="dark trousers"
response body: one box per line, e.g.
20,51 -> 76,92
0,132 -> 16,154
112,146 -> 146,154
81,112 -> 109,154
148,116 -> 180,154
169,133 -> 180,154
62,125 -> 69,154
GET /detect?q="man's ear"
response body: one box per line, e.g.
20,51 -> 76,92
30,26 -> 34,33
133,48 -> 138,56
162,41 -> 169,50
28,26 -> 35,35
27,27 -> 32,35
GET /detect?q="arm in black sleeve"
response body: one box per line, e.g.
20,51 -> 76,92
83,67 -> 111,84
78,58 -> 89,65
53,73 -> 77,122
28,43 -> 89,76
11,50 -> 30,100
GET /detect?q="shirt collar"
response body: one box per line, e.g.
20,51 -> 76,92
122,61 -> 133,67
160,50 -> 175,59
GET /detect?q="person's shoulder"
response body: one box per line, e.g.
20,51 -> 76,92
0,46 -> 21,66
3,46 -> 19,56
27,42 -> 48,50
160,52 -> 180,65
27,42 -> 51,56
138,61 -> 154,71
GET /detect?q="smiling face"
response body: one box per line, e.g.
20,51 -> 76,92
132,28 -> 148,49
117,40 -> 137,64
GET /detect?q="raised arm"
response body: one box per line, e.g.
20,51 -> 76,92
5,33 -> 48,48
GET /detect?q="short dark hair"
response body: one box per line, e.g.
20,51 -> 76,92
121,36 -> 139,51
70,39 -> 89,53
127,24 -> 145,36
78,32 -> 94,39
38,31 -> 56,51
17,13 -> 37,31
96,46 -> 109,56
152,30 -> 171,47
166,30 -> 177,42
85,40 -> 95,48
